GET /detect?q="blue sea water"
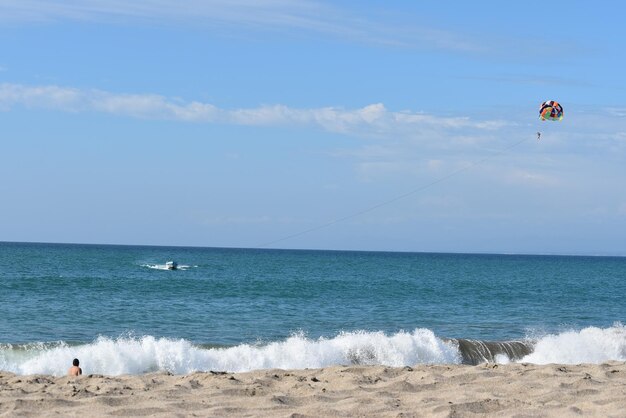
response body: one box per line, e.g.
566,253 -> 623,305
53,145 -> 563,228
1,241 -> 625,376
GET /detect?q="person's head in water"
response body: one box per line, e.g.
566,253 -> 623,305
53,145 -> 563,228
73,358 -> 79,367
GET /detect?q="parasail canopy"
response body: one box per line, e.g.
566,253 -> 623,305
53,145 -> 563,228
539,100 -> 564,121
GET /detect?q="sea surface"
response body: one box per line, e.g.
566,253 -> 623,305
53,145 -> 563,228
1,241 -> 625,376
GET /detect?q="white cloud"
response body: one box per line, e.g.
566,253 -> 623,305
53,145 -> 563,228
0,0 -> 323,24
3,82 -> 625,189
426,159 -> 443,170
605,108 -> 626,117
0,0 -> 481,51
0,84 -> 85,111
0,83 -> 508,140
505,169 -> 561,188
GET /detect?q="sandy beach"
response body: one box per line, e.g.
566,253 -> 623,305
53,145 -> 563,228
1,362 -> 625,417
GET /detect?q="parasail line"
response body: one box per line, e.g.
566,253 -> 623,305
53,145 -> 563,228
256,136 -> 531,249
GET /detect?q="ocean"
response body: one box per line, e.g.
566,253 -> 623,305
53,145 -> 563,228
1,241 -> 625,376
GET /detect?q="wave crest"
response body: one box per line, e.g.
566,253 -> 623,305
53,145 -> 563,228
2,324 -> 625,376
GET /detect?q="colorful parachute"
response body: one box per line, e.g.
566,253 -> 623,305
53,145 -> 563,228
539,100 -> 563,121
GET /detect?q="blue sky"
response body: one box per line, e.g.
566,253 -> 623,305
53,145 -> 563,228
1,1 -> 625,255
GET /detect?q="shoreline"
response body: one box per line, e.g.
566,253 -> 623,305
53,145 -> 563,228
2,362 -> 625,417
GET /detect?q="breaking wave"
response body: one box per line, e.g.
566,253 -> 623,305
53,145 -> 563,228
1,325 -> 624,376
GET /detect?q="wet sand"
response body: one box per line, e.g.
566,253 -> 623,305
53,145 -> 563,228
1,362 -> 625,417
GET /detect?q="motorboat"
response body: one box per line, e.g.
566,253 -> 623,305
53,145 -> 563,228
166,261 -> 178,270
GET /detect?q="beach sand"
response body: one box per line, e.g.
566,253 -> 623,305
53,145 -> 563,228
1,362 -> 625,417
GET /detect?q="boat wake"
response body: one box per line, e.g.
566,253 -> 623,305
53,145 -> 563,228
142,263 -> 192,271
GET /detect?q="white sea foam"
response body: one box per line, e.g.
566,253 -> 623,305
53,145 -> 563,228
520,323 -> 626,364
1,325 -> 625,376
493,354 -> 511,364
0,329 -> 459,376
142,263 -> 192,271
